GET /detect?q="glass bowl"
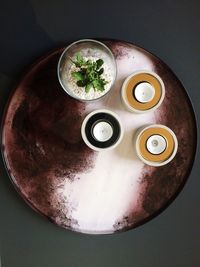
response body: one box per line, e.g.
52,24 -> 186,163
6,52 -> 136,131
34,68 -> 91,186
57,39 -> 117,101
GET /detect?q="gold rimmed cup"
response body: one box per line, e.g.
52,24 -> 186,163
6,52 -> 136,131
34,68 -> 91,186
121,70 -> 165,113
134,124 -> 178,166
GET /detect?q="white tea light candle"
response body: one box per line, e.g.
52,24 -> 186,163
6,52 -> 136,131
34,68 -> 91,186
93,121 -> 113,142
134,82 -> 155,103
146,135 -> 167,155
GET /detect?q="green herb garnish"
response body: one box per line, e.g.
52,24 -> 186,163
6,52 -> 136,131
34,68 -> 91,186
70,53 -> 108,93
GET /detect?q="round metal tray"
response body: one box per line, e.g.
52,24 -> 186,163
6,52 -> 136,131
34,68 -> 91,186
1,40 -> 197,234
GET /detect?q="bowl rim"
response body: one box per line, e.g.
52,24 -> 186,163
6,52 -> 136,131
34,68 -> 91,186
57,39 -> 117,102
81,109 -> 124,151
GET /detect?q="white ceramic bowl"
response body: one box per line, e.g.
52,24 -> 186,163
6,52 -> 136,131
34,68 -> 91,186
81,109 -> 124,151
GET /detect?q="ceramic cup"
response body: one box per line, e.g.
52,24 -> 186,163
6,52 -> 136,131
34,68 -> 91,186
121,70 -> 165,113
134,124 -> 178,166
81,109 -> 124,151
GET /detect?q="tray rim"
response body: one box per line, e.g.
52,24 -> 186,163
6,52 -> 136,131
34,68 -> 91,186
0,39 -> 198,235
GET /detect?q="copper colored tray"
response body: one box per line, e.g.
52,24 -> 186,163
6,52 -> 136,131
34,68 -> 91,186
1,40 -> 197,234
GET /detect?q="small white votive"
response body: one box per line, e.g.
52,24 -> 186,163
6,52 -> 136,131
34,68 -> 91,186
93,121 -> 113,142
146,135 -> 167,155
134,82 -> 155,103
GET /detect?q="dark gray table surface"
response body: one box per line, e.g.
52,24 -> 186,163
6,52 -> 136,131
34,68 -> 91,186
0,0 -> 199,266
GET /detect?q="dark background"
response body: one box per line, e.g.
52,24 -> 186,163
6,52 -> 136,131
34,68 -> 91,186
0,0 -> 199,266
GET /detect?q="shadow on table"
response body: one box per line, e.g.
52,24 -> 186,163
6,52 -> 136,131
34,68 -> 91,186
0,0 -> 54,77
0,74 -> 19,197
